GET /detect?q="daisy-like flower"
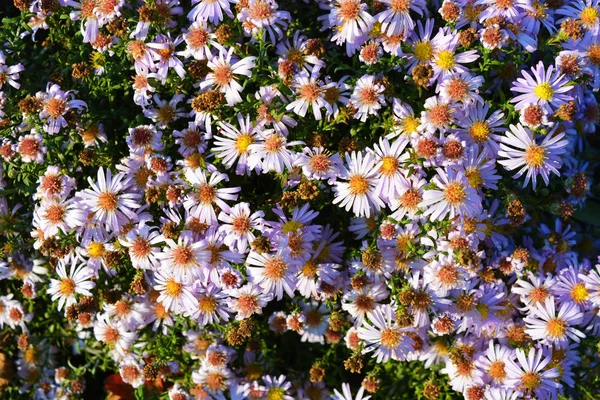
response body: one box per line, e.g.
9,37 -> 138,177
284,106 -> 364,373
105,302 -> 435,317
173,122 -> 206,157
39,83 -> 87,135
218,202 -> 265,253
157,232 -> 209,283
375,0 -> 426,37
390,174 -> 427,220
286,71 -> 332,120
420,167 -> 482,221
263,375 -> 294,400
126,125 -> 164,155
188,0 -> 234,24
181,20 -> 215,60
213,114 -> 260,176
481,341 -> 514,386
186,283 -> 231,326
556,0 -> 600,32
497,124 -> 569,189
329,0 -> 375,47
237,0 -> 292,44
511,61 -> 574,113
119,223 -> 163,270
37,198 -> 79,237
143,93 -> 187,129
183,168 -> 240,224
247,130 -> 303,174
153,271 -> 199,314
430,36 -> 480,85
505,347 -> 562,399
93,315 -> 137,357
370,137 -> 410,200
524,296 -> 585,348
350,75 -> 386,122
47,255 -> 95,312
294,147 -> 344,183
227,283 -> 273,320
358,304 -> 414,363
454,102 -> 504,154
246,246 -> 298,300
437,73 -> 484,105
0,50 -> 25,90
147,34 -> 186,83
419,96 -> 456,133
200,44 -> 256,106
333,151 -> 385,218
389,99 -> 420,139
78,167 -> 141,234
119,356 -> 145,389
332,383 -> 371,400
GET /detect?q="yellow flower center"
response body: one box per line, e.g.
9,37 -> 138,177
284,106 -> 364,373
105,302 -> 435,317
521,371 -> 541,391
282,220 -> 304,234
546,318 -> 567,339
534,83 -> 554,101
469,121 -> 490,142
267,388 -> 286,400
581,6 -> 599,25
235,134 -> 253,153
198,296 -> 218,313
348,175 -> 370,195
571,283 -> 589,303
380,156 -> 399,176
524,145 -> 546,168
436,51 -> 456,70
402,116 -> 420,134
465,168 -> 483,189
413,42 -> 434,62
165,278 -> 182,297
59,278 -> 76,296
88,242 -> 105,258
444,182 -> 466,205
380,327 -> 401,348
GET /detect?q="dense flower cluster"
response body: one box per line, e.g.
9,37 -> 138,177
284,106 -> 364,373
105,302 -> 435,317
0,0 -> 599,399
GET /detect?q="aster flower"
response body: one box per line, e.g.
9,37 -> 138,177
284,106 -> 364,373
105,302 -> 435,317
247,130 -> 303,174
350,75 -> 386,122
188,0 -> 234,24
39,83 -> 87,134
511,61 -> 574,113
46,255 -> 95,312
78,167 -> 141,234
157,232 -> 209,283
153,271 -> 199,314
212,114 -> 260,176
184,168 -> 240,225
0,50 -> 24,90
294,146 -> 344,182
147,34 -> 186,83
93,315 -> 137,357
119,223 -> 163,270
376,0 -> 426,37
186,283 -> 231,326
497,124 -> 569,189
556,0 -> 600,32
524,296 -> 585,348
237,0 -> 292,44
246,246 -> 298,300
420,167 -> 482,221
227,283 -> 273,320
454,102 -> 504,154
358,304 -> 414,362
329,0 -> 375,48
370,137 -> 410,200
286,71 -> 332,120
181,20 -> 215,60
218,202 -> 265,253
505,347 -> 562,400
200,44 -> 256,106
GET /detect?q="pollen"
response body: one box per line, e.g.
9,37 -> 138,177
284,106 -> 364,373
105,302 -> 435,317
59,278 -> 76,296
198,296 -> 218,313
534,83 -> 554,102
308,153 -> 332,174
264,257 -> 288,280
520,371 -> 541,391
416,138 -> 438,158
232,215 -> 251,234
436,51 -> 456,70
299,82 -> 321,102
172,246 -> 194,266
401,115 -> 420,134
127,40 -> 147,61
437,264 -> 459,285
18,137 -> 41,158
104,327 -> 121,345
524,144 -> 546,168
398,188 -> 422,210
581,6 -> 599,26
44,98 -> 67,119
380,327 -> 401,348
237,294 -> 259,314
282,220 -> 303,234
45,204 -> 66,224
165,278 -> 183,297
264,134 -> 284,152
428,103 -> 453,127
570,282 -> 589,303
187,26 -> 209,49
197,183 -> 217,204
301,260 -> 318,278
338,0 -> 361,23
98,191 -> 118,211
380,156 -> 399,176
348,175 -> 370,195
88,242 -> 105,258
444,182 -> 466,205
469,121 -> 490,142
546,318 -> 567,339
213,64 -> 233,87
358,87 -> 379,106
445,77 -> 469,101
131,238 -> 151,258
413,41 -> 433,62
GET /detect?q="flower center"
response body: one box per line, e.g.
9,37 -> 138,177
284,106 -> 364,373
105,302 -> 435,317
390,0 -> 410,12
132,238 -> 151,257
358,87 -> 379,105
399,188 -> 421,209
198,296 -> 218,313
59,278 -> 76,296
445,78 -> 468,101
98,191 -> 118,211
469,121 -> 490,142
437,264 -> 459,285
520,371 -> 541,391
104,327 -> 120,345
130,127 -> 153,147
588,44 -> 600,66
235,133 -> 253,153
488,361 -> 506,380
581,6 -> 599,25
354,294 -> 375,312
324,87 -> 340,104
428,104 -> 453,126
173,246 -> 194,266
402,116 -> 420,134
157,105 -> 176,124
121,365 -> 140,383
237,294 -> 259,314
266,388 -> 286,400
249,1 -> 274,20
188,26 -> 209,49
380,328 -> 401,348
546,318 -> 567,338
416,138 -> 438,158
182,128 -> 201,148
301,260 -> 318,278
264,134 -> 284,152
571,283 -> 589,303
264,257 -> 288,280
45,204 -> 66,224
413,42 -> 433,62
197,183 -> 217,204
380,156 -> 399,176
465,168 -> 483,189
338,0 -> 361,23
213,64 -> 233,87
232,215 -> 251,234
299,82 -> 321,102
165,278 -> 183,297
444,182 -> 466,205
88,242 -> 104,258
44,98 -> 67,119
524,145 -> 546,168
534,83 -> 554,101
436,50 -> 456,70
128,40 -> 147,60
308,154 -> 331,173
348,175 -> 370,195
495,0 -> 514,9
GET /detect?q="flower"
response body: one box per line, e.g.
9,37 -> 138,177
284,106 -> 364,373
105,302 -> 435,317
497,124 -> 569,189
246,246 -> 298,300
358,304 -> 414,362
333,151 -> 385,218
420,167 -> 482,221
218,202 -> 265,253
183,168 -> 240,224
511,61 -> 574,113
47,255 -> 95,312
200,44 -> 256,106
247,130 -> 303,174
213,114 -> 259,175
375,0 -> 426,37
329,0 -> 375,47
350,75 -> 386,122
286,71 -> 332,120
0,50 -> 25,90
227,283 -> 273,320
93,315 -> 137,357
153,271 -> 198,314
524,296 -> 585,348
39,83 -> 87,134
505,347 -> 562,400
